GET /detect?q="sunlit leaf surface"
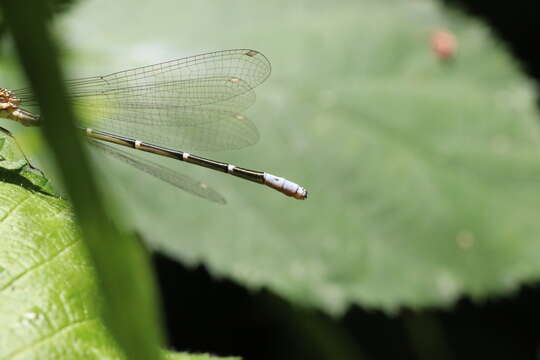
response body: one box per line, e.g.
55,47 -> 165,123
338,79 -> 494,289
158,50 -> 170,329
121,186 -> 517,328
0,162 -> 238,359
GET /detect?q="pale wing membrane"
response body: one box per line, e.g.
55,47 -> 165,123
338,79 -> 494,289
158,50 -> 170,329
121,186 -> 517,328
13,49 -> 270,151
14,49 -> 270,105
89,140 -> 226,204
74,76 -> 257,126
73,79 -> 259,150
92,107 -> 260,152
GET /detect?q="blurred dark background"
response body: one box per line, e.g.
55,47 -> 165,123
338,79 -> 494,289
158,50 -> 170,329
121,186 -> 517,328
153,3 -> 540,359
155,252 -> 540,360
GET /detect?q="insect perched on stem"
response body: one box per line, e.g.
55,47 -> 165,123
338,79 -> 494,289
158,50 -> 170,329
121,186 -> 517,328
0,49 -> 308,204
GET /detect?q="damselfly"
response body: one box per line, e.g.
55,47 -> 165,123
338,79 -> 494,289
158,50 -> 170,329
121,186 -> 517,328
0,49 -> 307,204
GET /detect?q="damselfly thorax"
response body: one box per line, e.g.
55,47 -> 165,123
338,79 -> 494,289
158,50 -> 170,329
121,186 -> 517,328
0,88 -> 39,126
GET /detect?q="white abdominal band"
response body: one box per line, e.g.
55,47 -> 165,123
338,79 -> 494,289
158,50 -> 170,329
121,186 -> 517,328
263,173 -> 307,200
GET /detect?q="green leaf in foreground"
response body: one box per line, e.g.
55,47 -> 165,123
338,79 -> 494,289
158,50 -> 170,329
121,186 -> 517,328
0,165 -> 237,359
0,177 -> 123,359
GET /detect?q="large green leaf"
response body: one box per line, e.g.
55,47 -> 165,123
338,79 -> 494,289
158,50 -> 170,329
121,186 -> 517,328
6,0 -> 540,314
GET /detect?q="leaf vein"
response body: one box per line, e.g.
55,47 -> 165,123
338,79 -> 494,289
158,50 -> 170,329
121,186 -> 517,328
0,191 -> 32,224
5,318 -> 98,359
0,238 -> 81,292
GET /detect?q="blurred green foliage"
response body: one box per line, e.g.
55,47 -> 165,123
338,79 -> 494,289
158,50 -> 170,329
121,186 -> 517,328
1,0 -> 540,357
53,0 -> 540,313
0,0 -> 79,40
